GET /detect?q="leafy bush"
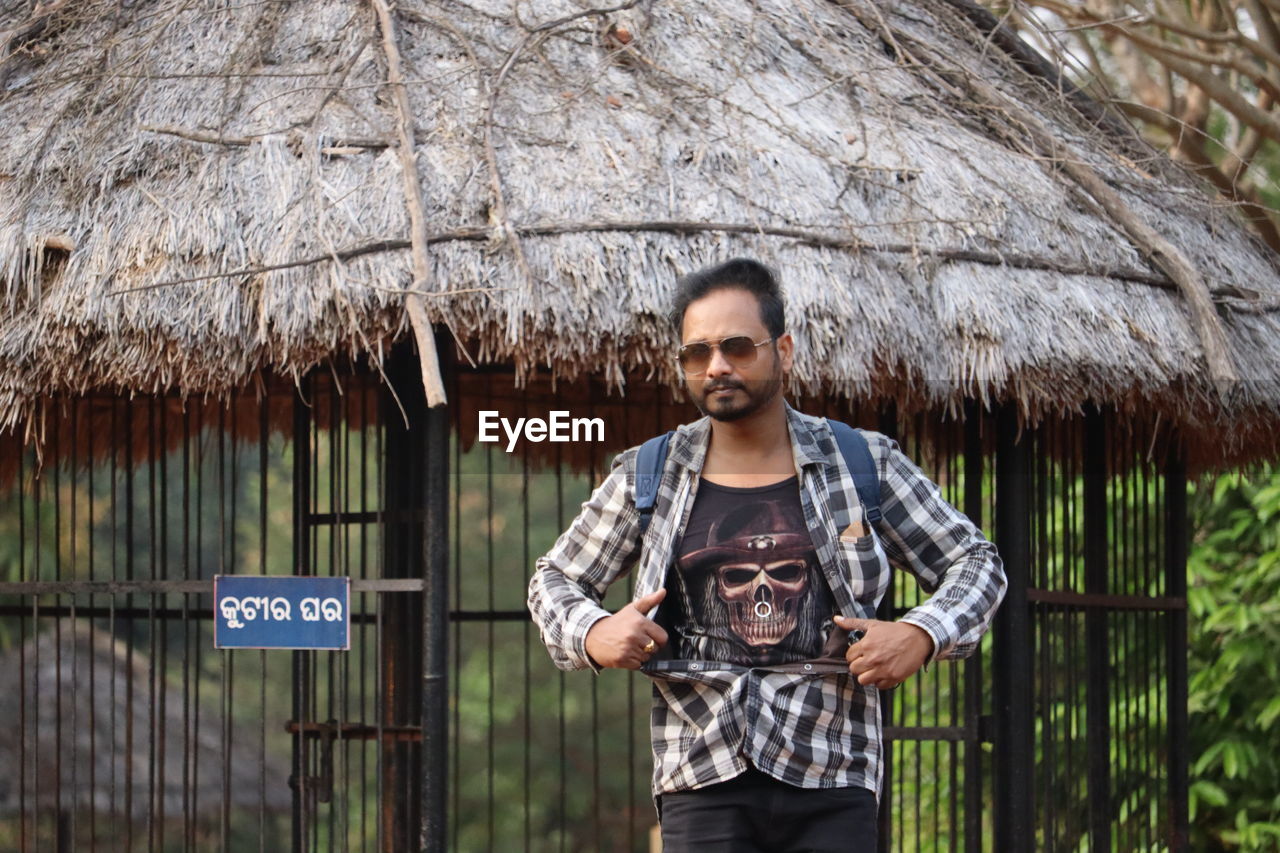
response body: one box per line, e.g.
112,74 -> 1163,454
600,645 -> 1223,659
1188,465 -> 1280,850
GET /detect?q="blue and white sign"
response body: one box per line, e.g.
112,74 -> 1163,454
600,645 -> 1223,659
214,575 -> 350,650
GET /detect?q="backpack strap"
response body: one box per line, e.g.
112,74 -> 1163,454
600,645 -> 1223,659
634,430 -> 674,534
826,419 -> 882,525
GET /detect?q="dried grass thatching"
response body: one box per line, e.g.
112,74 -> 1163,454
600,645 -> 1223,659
2,0 -> 1279,467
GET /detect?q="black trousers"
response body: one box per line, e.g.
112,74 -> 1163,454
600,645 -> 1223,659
657,765 -> 878,853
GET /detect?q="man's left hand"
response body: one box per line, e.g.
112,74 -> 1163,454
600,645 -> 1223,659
832,615 -> 934,689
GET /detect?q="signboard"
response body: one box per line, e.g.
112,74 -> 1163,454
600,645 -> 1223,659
214,575 -> 350,650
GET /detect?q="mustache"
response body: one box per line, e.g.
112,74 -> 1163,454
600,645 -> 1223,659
704,380 -> 745,393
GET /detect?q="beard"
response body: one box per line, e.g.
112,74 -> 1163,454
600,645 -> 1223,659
690,354 -> 784,422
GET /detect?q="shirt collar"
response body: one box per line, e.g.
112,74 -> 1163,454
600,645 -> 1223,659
666,401 -> 828,474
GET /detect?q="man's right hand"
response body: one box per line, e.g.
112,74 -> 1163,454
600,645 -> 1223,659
584,588 -> 669,669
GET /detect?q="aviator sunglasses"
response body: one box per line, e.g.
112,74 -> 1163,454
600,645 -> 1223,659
676,335 -> 774,376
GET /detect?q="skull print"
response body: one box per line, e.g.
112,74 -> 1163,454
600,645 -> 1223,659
676,493 -> 832,664
716,557 -> 810,647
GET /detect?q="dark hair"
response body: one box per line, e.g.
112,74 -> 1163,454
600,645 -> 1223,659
669,258 -> 785,339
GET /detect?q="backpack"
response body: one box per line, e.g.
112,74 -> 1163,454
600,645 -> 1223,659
634,419 -> 882,534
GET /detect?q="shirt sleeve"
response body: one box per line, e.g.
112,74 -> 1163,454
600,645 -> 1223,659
866,434 -> 1007,662
527,449 -> 644,672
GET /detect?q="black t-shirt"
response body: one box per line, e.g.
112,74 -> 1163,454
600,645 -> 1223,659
666,476 -> 835,666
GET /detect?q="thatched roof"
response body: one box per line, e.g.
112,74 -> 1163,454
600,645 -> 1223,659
2,0 -> 1279,467
0,624 -> 289,817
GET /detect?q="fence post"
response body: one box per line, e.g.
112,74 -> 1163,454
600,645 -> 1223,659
1082,406 -> 1112,851
993,403 -> 1033,852
382,346 -> 427,850
292,386 -> 313,853
420,331 -> 451,852
1164,446 -> 1189,851
962,402 -> 985,853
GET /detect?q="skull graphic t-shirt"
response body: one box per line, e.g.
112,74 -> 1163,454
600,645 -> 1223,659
667,476 -> 835,666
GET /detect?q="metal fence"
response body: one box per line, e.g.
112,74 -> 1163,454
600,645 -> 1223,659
0,353 -> 1187,851
0,366 -> 424,852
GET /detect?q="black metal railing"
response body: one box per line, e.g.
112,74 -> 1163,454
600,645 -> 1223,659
0,354 -> 1188,851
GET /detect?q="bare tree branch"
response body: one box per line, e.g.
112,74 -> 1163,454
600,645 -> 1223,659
1036,0 -> 1280,102
142,124 -> 390,149
855,3 -> 1240,386
101,218 -> 1280,310
371,0 -> 447,407
1009,0 -> 1280,251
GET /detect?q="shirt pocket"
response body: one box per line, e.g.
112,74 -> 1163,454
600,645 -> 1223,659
837,531 -> 890,613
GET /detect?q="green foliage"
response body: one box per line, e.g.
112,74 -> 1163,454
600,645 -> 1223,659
1187,465 -> 1280,851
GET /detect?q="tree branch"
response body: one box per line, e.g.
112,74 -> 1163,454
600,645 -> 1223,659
846,3 -> 1241,387
1037,1 -> 1280,103
370,0 -> 447,407
1138,39 -> 1280,145
102,218 -> 1280,311
142,124 -> 390,149
1169,124 -> 1280,251
1221,92 -> 1273,182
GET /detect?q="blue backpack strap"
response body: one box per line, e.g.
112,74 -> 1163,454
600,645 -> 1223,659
826,419 -> 882,525
634,431 -> 674,534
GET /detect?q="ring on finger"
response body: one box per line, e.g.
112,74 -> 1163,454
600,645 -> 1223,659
641,639 -> 657,654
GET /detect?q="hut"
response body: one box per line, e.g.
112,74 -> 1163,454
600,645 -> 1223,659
1,0 -> 1278,850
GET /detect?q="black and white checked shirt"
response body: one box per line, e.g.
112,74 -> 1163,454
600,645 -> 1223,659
527,404 -> 1006,799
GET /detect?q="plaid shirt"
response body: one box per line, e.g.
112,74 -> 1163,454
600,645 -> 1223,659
527,404 -> 1006,798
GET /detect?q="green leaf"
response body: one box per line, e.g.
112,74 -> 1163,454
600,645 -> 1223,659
1195,741 -> 1227,775
1263,697 -> 1280,730
1191,780 -> 1229,808
1224,744 -> 1239,778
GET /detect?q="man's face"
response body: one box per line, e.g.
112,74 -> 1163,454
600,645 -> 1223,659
680,288 -> 793,422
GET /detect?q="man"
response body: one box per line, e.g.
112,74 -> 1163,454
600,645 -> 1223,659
527,258 -> 1006,852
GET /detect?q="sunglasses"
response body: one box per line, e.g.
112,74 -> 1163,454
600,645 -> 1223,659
676,335 -> 774,375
